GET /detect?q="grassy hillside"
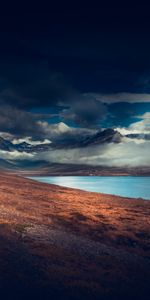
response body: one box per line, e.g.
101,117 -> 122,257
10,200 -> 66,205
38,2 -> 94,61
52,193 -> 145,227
0,172 -> 150,299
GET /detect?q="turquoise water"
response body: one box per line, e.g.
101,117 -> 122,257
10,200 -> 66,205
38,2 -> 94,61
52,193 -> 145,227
29,176 -> 150,200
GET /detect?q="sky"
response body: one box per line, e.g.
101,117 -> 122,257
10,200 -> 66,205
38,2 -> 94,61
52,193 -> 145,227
0,3 -> 150,167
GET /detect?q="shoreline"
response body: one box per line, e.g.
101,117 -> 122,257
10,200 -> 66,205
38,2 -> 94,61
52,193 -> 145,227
27,174 -> 150,201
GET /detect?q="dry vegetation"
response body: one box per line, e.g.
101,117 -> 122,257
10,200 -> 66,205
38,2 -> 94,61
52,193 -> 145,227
0,172 -> 150,299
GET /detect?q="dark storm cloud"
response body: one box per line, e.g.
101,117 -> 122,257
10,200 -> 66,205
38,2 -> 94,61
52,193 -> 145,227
0,5 -> 150,138
0,60 -> 73,109
61,95 -> 108,127
0,54 -> 150,136
0,105 -> 45,138
0,57 -> 109,131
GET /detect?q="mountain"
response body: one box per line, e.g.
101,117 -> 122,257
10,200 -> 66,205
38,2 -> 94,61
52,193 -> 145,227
0,137 -> 15,151
0,129 -> 122,153
0,138 -> 52,153
15,141 -> 52,153
80,128 -> 122,147
1,128 -> 150,175
126,133 -> 150,140
49,128 -> 123,149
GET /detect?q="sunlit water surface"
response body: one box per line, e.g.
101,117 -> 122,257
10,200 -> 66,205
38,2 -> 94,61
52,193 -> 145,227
29,176 -> 150,200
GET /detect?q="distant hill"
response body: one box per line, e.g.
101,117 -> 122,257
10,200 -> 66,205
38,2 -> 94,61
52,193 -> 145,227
1,159 -> 149,176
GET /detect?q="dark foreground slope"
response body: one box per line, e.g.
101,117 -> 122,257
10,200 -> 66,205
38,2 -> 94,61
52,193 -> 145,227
0,172 -> 150,300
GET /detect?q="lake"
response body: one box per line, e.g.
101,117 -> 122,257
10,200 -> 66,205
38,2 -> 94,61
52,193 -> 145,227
28,176 -> 150,200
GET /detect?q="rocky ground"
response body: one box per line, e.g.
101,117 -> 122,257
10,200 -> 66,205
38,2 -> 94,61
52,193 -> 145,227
0,172 -> 150,299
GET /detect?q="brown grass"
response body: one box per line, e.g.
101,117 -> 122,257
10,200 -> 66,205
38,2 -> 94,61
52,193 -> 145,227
0,172 -> 150,299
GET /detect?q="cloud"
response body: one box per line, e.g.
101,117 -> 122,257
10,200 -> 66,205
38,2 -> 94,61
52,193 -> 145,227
0,150 -> 34,160
1,130 -> 150,168
35,138 -> 150,167
0,132 -> 14,140
0,107 -> 97,143
61,95 -> 108,127
0,105 -> 45,138
0,61 -> 73,110
87,93 -> 150,103
0,59 -> 109,132
12,137 -> 52,145
135,112 -> 150,119
38,121 -> 71,136
38,121 -> 97,143
129,119 -> 150,133
116,116 -> 150,135
0,56 -> 150,140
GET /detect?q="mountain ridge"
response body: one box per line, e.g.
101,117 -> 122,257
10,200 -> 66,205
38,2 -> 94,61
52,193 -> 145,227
0,128 -> 123,153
